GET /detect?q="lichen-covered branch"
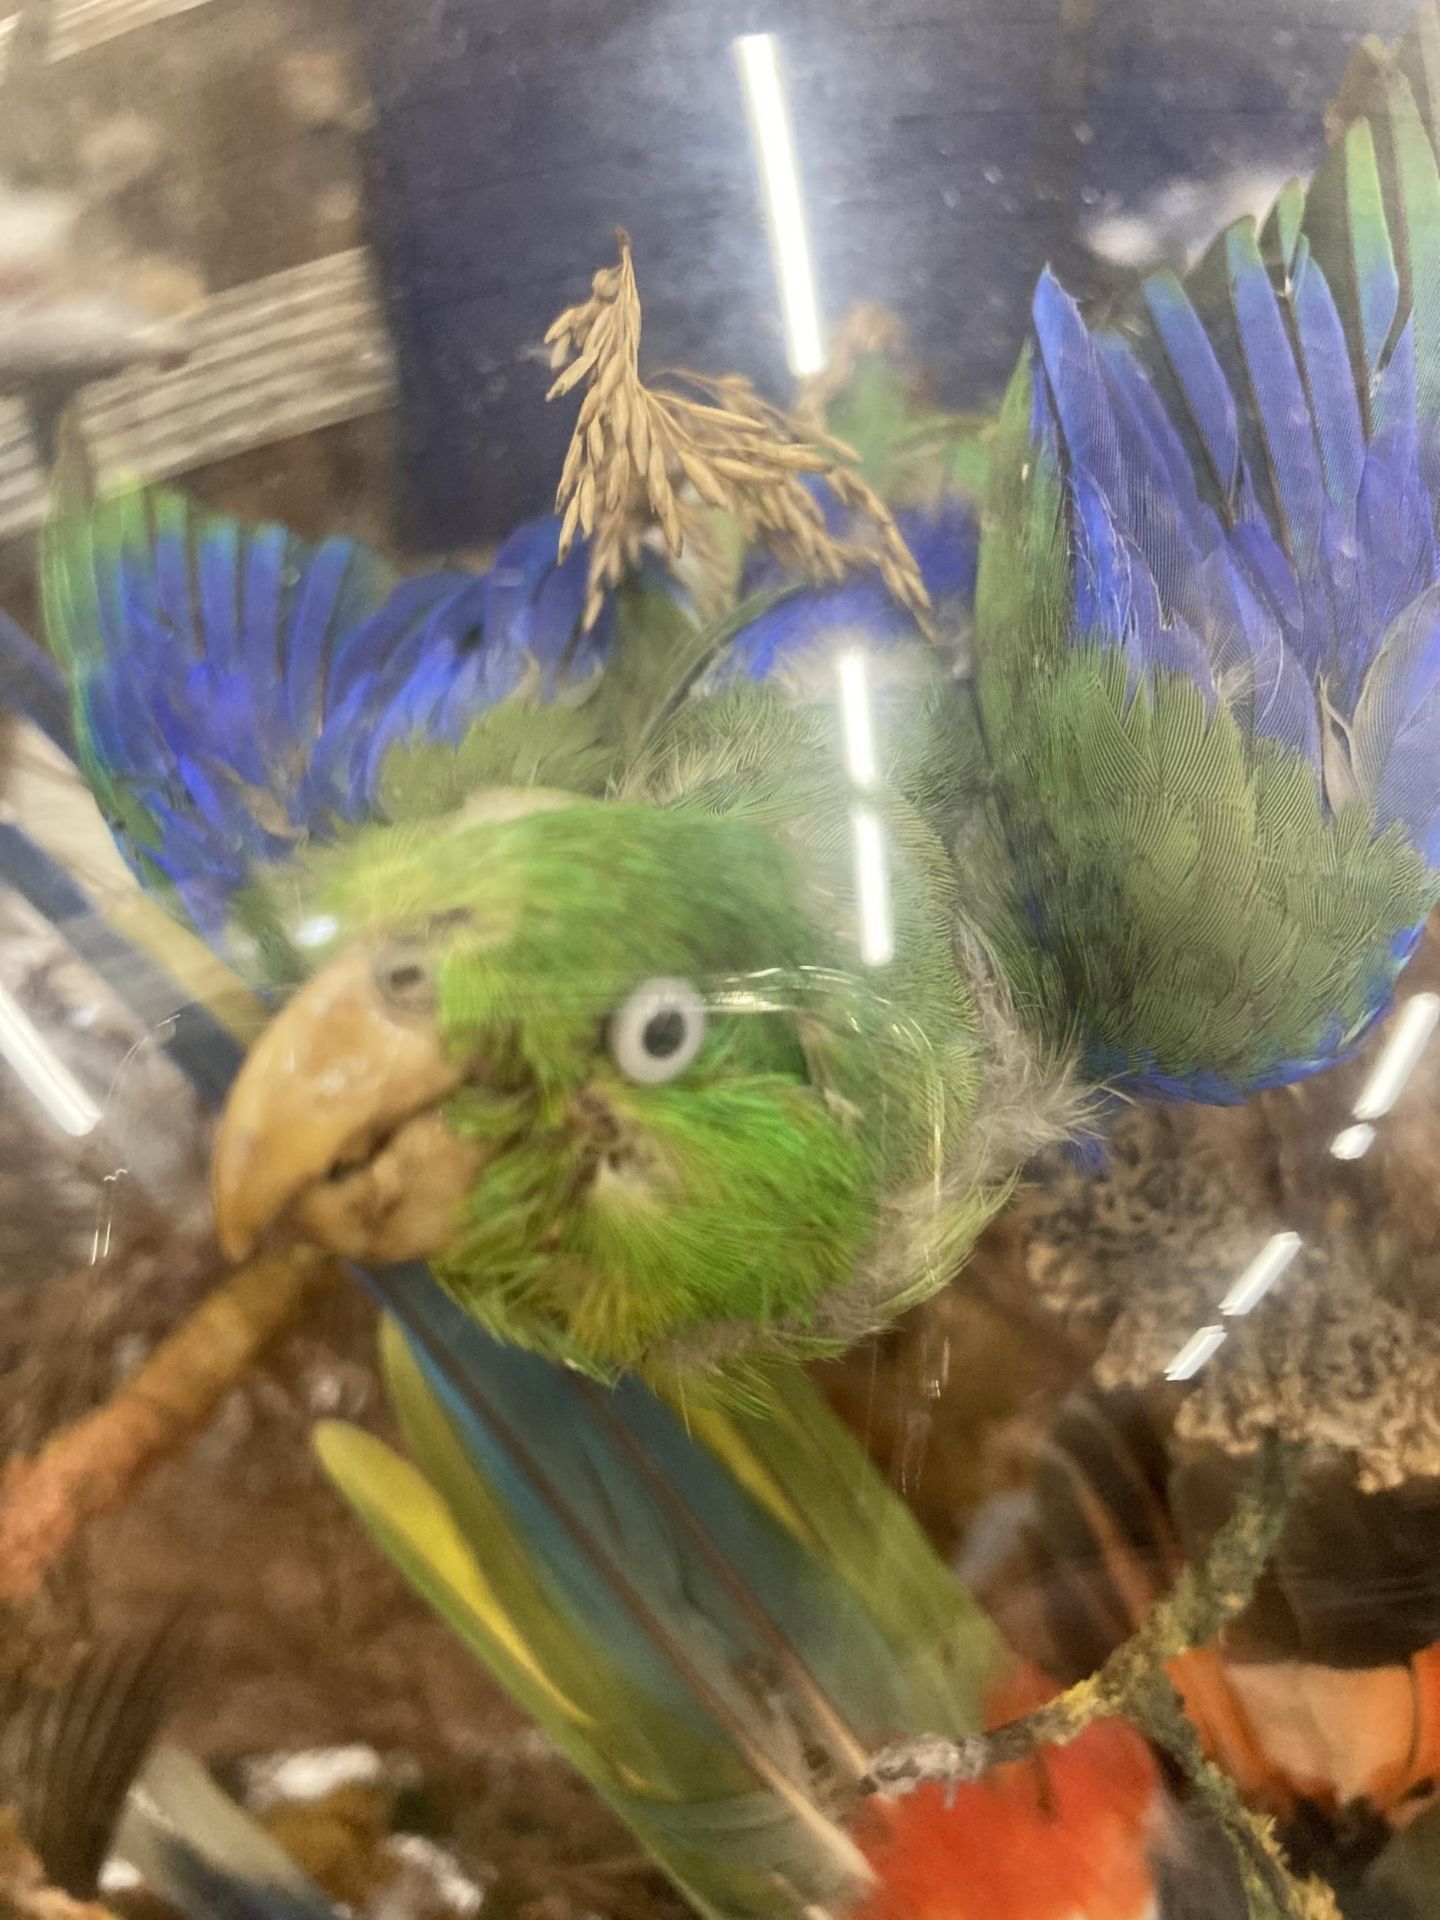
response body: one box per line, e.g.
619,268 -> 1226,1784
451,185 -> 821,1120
544,231 -> 932,635
1137,1671 -> 1339,1920
867,1438 -> 1336,1920
0,1248 -> 330,1602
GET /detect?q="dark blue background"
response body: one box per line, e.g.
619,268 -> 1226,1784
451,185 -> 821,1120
356,0 -> 1417,547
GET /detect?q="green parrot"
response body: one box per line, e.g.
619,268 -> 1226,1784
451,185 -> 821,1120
39,2 -> 1440,1390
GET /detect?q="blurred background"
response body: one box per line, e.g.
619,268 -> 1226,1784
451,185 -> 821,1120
357,0 -> 1421,540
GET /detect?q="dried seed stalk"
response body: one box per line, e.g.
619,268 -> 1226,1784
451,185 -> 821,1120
545,233 -> 934,638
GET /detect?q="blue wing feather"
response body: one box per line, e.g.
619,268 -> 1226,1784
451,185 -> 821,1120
1353,125 -> 1404,388
988,10 -> 1440,1102
282,537 -> 372,747
151,497 -> 198,661
715,493 -> 980,687
44,489 -> 612,953
1354,580 -> 1440,843
1142,272 -> 1243,506
1291,247 -> 1367,509
239,523 -> 292,766
1024,83 -> 1440,832
1225,225 -> 1326,571
196,516 -> 242,682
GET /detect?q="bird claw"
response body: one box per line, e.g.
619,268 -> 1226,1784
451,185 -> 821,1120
862,1732 -> 993,1799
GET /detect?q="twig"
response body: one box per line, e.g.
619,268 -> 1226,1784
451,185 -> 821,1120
0,1248 -> 330,1602
1138,1671 -> 1339,1920
544,232 -> 932,637
867,1439 -> 1337,1920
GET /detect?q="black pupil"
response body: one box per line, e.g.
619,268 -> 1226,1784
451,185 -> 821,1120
642,1008 -> 687,1058
390,963 -> 426,993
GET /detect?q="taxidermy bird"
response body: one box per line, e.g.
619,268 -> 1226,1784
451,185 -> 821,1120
36,2 -> 1440,1396
16,9 -> 1440,1908
0,790 -> 1223,1920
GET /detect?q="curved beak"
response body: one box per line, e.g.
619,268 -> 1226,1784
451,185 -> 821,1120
212,945 -> 489,1265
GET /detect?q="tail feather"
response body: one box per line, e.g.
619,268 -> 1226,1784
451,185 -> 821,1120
318,1283 -> 1004,1920
115,1746 -> 338,1920
0,1618 -> 187,1898
0,1622 -> 336,1920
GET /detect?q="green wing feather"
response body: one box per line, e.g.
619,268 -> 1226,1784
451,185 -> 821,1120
973,38 -> 1440,1095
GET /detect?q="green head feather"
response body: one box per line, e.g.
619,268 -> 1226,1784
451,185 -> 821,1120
225,769 -> 1013,1387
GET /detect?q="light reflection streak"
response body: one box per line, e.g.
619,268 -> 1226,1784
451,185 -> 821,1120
1164,1323 -> 1227,1382
1352,991 -> 1440,1121
849,804 -> 894,968
0,972 -> 101,1136
1330,1122 -> 1375,1162
1162,987 -> 1440,1386
1219,1231 -> 1301,1317
837,650 -> 879,790
734,33 -> 826,378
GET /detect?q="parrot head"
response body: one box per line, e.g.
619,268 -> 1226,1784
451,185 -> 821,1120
211,789 -> 934,1377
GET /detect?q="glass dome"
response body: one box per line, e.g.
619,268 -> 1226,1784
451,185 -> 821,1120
0,3 -> 1437,1917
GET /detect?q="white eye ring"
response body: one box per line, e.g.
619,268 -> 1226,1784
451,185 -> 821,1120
608,977 -> 708,1085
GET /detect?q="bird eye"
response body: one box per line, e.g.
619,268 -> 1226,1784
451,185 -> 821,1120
373,941 -> 436,1016
608,978 -> 707,1084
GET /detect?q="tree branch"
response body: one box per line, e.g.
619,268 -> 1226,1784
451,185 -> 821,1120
866,1438 -> 1337,1920
0,1248 -> 331,1602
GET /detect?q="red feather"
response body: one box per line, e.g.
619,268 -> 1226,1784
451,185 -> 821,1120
846,1665 -> 1161,1920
